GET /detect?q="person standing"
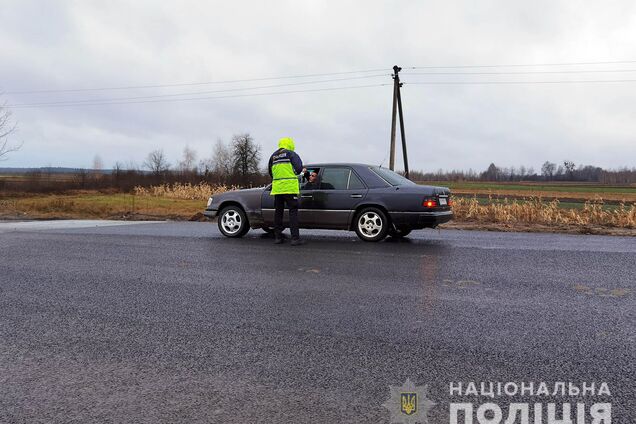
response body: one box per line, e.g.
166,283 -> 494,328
268,137 -> 304,245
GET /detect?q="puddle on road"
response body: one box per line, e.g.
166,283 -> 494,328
573,284 -> 632,298
441,279 -> 481,289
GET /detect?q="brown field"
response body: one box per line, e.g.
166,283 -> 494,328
447,188 -> 635,203
0,193 -> 204,221
1,182 -> 635,235
415,180 -> 636,203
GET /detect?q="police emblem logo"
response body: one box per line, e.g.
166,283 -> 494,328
400,392 -> 417,415
382,378 -> 435,424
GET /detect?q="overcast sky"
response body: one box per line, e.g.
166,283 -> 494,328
1,0 -> 635,172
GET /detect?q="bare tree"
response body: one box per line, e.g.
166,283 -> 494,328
231,133 -> 261,180
211,139 -> 233,176
481,163 -> 500,181
125,160 -> 140,171
144,149 -> 170,175
0,104 -> 21,160
519,165 -> 527,178
563,160 -> 576,179
178,145 -> 197,173
541,161 -> 556,179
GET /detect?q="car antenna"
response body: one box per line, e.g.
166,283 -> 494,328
379,151 -> 389,168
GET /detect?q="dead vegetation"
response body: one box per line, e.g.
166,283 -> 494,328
2,186 -> 634,235
452,196 -> 636,228
133,183 -> 237,200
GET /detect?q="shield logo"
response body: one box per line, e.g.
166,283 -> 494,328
400,392 -> 417,415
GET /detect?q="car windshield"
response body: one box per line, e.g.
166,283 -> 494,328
370,166 -> 415,186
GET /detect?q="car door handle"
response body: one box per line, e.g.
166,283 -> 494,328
350,194 -> 363,198
301,194 -> 313,198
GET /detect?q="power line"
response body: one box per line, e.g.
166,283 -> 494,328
7,74 -> 389,108
6,60 -> 636,95
6,60 -> 636,107
405,79 -> 636,85
3,68 -> 389,95
408,60 -> 636,69
9,83 -> 390,109
402,69 -> 636,76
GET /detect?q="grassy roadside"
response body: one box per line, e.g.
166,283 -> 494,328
1,187 -> 634,236
0,193 -> 204,221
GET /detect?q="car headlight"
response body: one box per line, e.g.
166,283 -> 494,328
207,197 -> 214,207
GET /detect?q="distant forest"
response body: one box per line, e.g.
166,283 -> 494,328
409,161 -> 636,184
1,133 -> 635,193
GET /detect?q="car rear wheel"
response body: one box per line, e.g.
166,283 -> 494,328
389,227 -> 412,238
218,206 -> 249,238
354,207 -> 389,242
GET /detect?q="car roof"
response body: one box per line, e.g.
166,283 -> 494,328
304,163 -> 376,169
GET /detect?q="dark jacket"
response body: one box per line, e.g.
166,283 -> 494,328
268,148 -> 303,178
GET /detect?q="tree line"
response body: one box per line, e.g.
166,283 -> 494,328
133,133 -> 263,185
410,160 -> 636,184
0,133 -> 268,193
2,128 -> 636,193
2,103 -> 635,188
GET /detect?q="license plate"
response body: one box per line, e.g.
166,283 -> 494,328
439,197 -> 447,205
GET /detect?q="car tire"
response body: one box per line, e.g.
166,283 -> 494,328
389,227 -> 412,238
218,206 -> 249,238
354,207 -> 390,242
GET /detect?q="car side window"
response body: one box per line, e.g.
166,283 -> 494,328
320,168 -> 350,190
301,167 -> 321,190
348,171 -> 365,190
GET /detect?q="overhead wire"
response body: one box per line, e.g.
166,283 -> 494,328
406,60 -> 636,69
404,79 -> 636,85
8,60 -> 636,95
8,83 -> 391,109
3,68 -> 389,95
402,69 -> 636,76
5,60 -> 636,109
7,73 -> 390,108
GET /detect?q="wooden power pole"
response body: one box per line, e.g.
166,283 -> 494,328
388,65 -> 410,179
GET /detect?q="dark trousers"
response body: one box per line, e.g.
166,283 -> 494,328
274,194 -> 299,239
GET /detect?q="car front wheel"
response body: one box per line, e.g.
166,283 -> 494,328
354,207 -> 389,242
218,206 -> 249,238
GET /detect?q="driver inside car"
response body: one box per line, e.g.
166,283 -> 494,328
301,169 -> 320,190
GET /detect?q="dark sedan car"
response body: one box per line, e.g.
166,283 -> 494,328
204,163 -> 453,242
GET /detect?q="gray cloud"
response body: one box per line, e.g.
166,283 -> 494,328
1,0 -> 635,171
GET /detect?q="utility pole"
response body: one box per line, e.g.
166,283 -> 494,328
388,65 -> 409,179
389,70 -> 398,171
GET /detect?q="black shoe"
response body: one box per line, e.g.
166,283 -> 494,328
274,237 -> 284,244
290,238 -> 305,246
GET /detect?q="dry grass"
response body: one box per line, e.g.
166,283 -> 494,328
0,193 -> 203,220
2,186 -> 635,234
133,183 -> 236,200
453,196 -> 636,228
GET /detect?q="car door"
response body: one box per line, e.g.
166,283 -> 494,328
309,167 -> 368,229
261,179 -> 313,227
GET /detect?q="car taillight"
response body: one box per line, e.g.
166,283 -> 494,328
423,198 -> 437,208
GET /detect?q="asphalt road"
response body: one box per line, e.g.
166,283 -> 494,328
0,221 -> 634,423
